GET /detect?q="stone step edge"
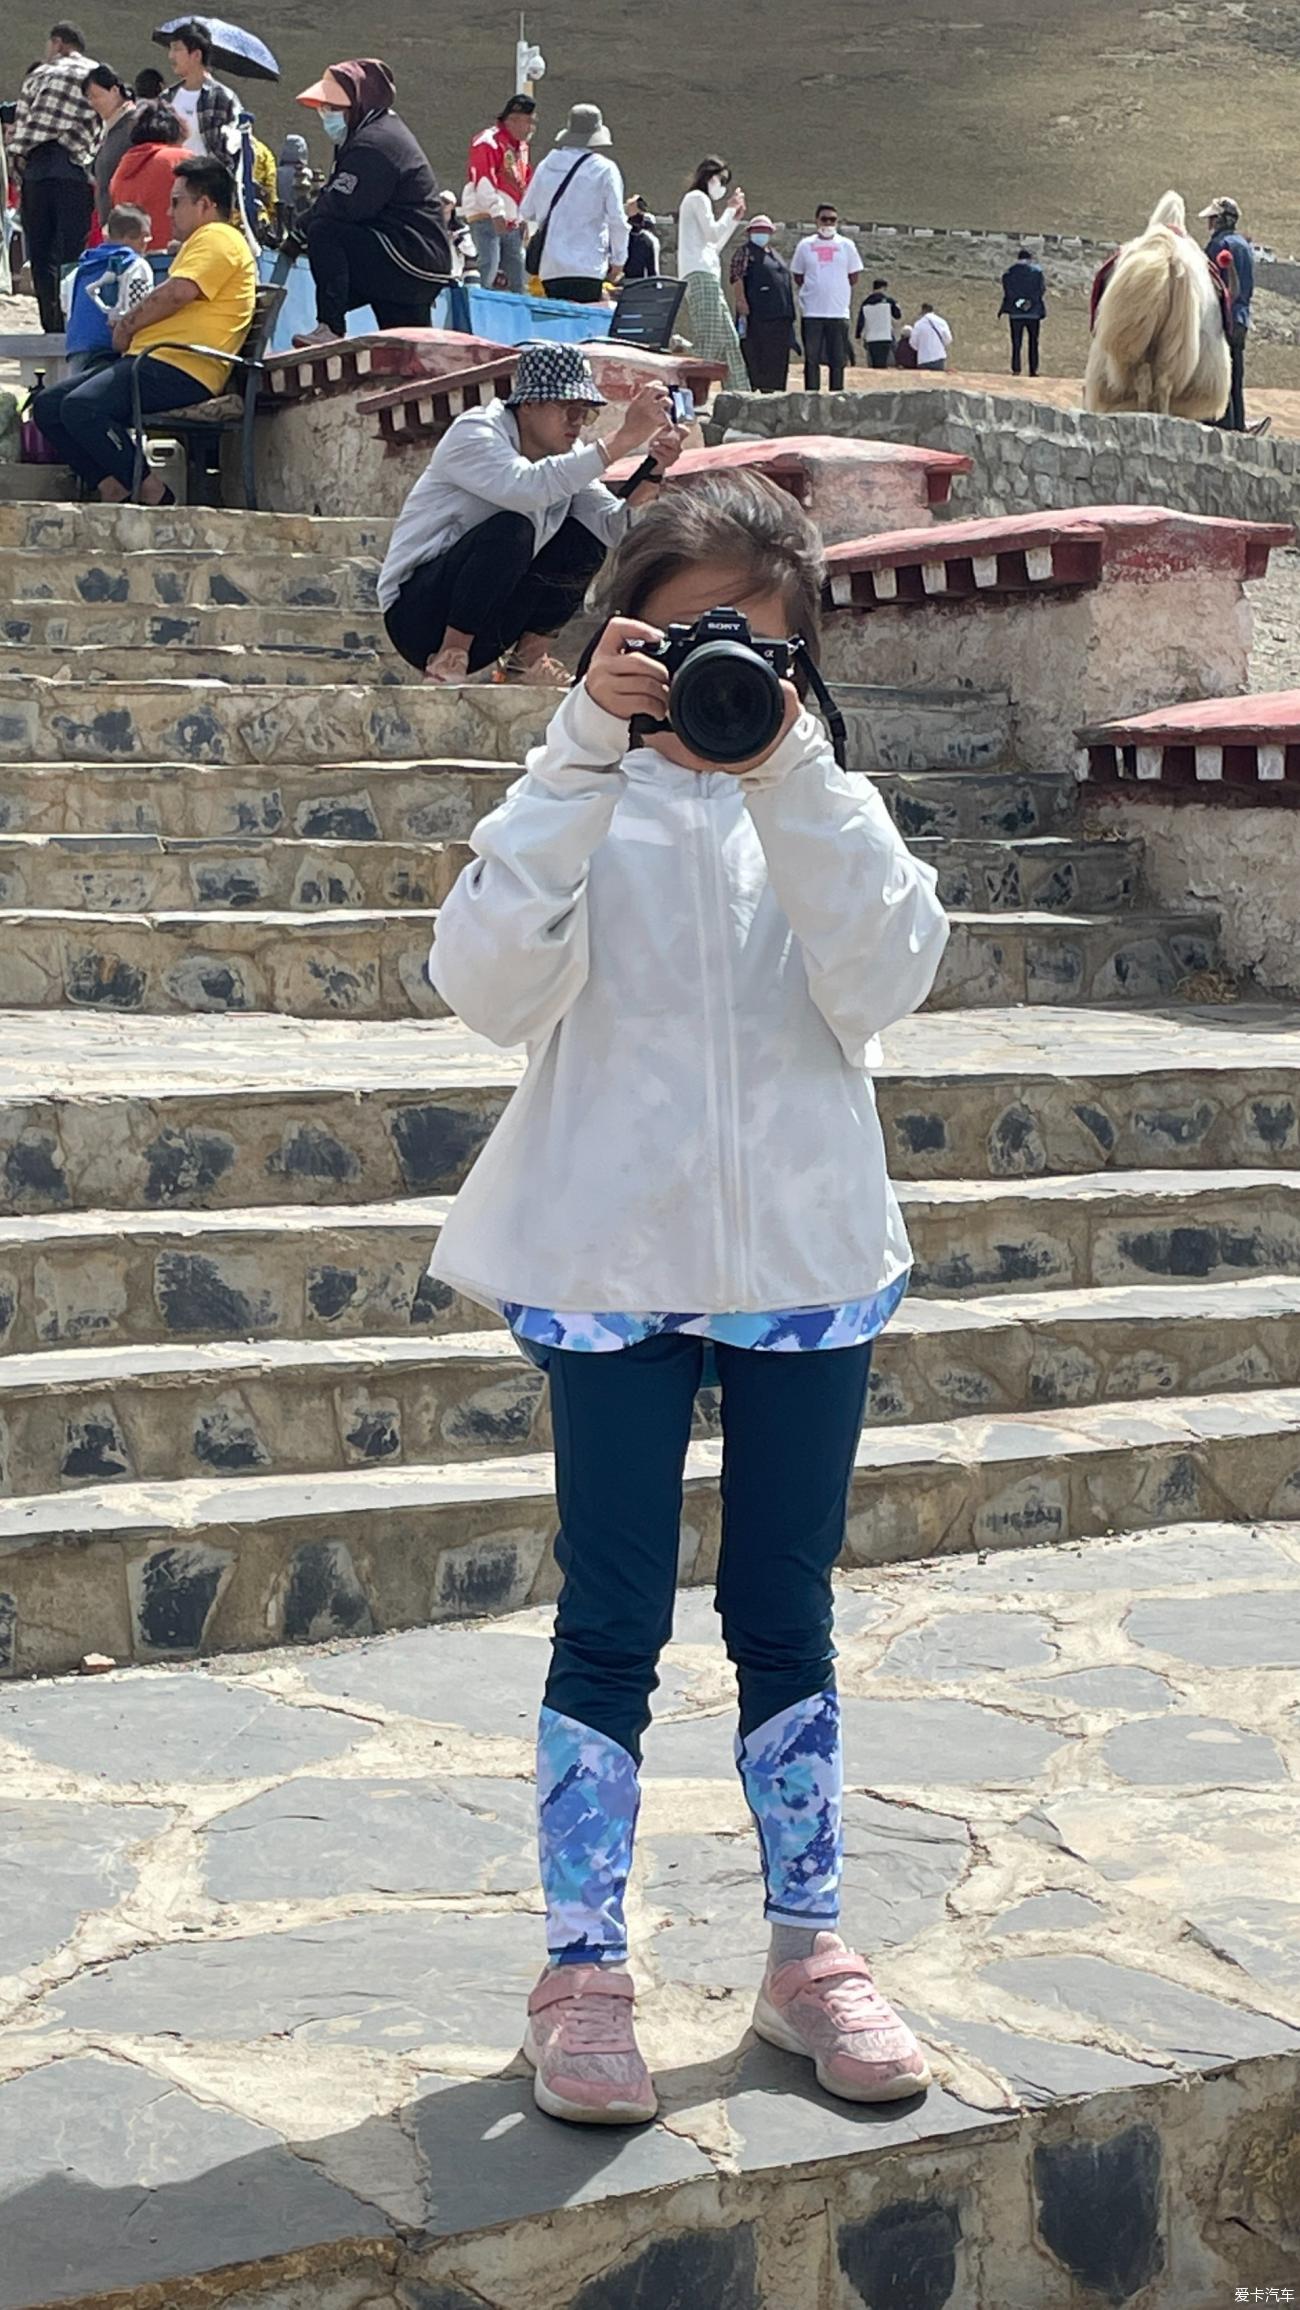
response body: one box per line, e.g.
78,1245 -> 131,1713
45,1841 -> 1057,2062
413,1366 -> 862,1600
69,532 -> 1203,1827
4,1276 -> 1300,1395
0,1168 -> 1296,1250
7,1380 -> 1300,1548
0,905 -> 1218,935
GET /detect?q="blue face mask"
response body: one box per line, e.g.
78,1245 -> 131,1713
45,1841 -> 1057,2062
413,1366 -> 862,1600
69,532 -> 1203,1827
750,231 -> 772,247
319,107 -> 348,144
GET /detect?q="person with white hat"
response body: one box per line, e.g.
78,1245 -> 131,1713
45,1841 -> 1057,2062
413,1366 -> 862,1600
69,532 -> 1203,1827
517,103 -> 628,302
1200,195 -> 1257,433
377,341 -> 684,685
731,214 -> 796,392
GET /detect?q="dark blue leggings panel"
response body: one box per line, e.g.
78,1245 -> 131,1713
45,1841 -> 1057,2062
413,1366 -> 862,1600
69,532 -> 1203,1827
542,1333 -> 873,1760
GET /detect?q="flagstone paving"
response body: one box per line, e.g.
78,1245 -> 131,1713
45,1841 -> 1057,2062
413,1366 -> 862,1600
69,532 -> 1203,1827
1,1523 -> 1297,2309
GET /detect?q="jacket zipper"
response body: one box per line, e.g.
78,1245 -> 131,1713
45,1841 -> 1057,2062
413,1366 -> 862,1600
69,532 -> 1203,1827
703,784 -> 752,1308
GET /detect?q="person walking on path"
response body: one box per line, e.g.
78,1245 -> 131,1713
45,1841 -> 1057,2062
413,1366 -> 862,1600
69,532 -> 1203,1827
519,104 -> 628,303
1201,196 -> 1255,432
426,468 -> 948,2126
677,156 -> 748,391
292,59 -> 451,346
10,21 -> 99,334
462,94 -> 536,296
110,101 -> 186,250
998,246 -> 1046,377
165,19 -> 239,161
32,154 -> 255,503
855,278 -> 901,369
791,205 -> 863,391
732,215 -> 795,392
378,344 -> 683,686
910,302 -> 952,370
84,66 -> 137,231
855,277 -> 902,369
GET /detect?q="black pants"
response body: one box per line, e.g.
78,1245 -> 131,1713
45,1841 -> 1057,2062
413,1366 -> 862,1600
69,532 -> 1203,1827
1217,329 -> 1247,431
306,215 -> 434,336
543,276 -> 605,304
742,316 -> 792,393
384,509 -> 606,672
864,341 -> 892,369
802,315 -> 851,392
22,173 -> 94,335
31,355 -> 210,490
1009,317 -> 1042,377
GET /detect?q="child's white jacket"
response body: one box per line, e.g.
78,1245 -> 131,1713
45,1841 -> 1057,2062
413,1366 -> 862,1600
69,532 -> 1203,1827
428,684 -> 950,1316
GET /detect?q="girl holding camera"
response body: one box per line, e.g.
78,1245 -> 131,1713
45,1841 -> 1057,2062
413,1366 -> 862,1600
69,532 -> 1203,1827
428,472 -> 949,2126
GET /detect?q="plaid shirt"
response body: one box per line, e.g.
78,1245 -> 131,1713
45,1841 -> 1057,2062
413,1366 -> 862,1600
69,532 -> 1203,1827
11,53 -> 99,176
170,75 -> 241,161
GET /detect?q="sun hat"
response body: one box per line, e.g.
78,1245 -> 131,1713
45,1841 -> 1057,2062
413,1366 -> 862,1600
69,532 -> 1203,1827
505,342 -> 607,409
555,102 -> 612,149
1199,195 -> 1241,224
297,67 -> 352,107
748,214 -> 775,233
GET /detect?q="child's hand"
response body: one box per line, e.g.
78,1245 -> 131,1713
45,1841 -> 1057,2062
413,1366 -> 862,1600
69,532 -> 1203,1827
584,617 -> 670,728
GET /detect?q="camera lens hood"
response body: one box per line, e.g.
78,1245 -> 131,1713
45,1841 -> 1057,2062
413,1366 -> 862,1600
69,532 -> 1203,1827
669,641 -> 785,765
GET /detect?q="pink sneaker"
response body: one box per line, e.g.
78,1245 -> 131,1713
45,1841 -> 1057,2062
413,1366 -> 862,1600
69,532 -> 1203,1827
522,1965 -> 658,2125
753,1932 -> 932,2102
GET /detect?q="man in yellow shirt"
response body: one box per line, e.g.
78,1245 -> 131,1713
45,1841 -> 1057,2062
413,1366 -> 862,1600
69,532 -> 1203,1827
31,156 -> 256,503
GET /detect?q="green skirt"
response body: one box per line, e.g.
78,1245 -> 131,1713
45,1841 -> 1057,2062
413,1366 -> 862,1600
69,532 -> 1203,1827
682,269 -> 749,394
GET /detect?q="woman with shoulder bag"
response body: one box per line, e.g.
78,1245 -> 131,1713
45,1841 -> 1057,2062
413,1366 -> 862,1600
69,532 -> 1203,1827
519,104 -> 628,303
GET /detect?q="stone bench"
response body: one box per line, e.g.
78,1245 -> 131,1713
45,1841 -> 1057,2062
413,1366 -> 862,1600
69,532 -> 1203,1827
605,434 -> 970,544
1080,690 -> 1300,1002
818,505 -> 1292,774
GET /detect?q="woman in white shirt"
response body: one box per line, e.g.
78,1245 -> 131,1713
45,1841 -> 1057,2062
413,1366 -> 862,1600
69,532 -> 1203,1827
677,156 -> 748,391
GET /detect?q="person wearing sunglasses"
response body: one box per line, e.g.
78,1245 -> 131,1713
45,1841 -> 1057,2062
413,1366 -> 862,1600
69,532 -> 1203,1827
791,203 -> 863,393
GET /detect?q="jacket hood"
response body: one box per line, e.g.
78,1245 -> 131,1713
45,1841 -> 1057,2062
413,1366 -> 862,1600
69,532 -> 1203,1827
278,133 -> 309,162
330,59 -> 397,130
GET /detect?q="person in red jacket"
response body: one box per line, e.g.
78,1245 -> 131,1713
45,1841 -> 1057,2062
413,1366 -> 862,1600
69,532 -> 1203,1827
110,98 -> 186,248
461,94 -> 535,294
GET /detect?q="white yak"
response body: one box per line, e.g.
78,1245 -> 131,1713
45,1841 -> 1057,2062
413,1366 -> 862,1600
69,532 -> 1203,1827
1084,191 -> 1230,421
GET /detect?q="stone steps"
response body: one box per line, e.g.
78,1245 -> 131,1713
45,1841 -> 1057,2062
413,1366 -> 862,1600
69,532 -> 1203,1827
3,1004 -> 1295,1214
0,904 -> 1220,1018
9,1380 -> 1300,1671
0,545 -> 381,610
0,829 -> 1145,917
0,503 -> 391,554
6,1171 -> 1300,1355
2,602 -> 389,655
4,1277 -> 1299,1500
2,643 -> 407,686
0,758 -> 1073,845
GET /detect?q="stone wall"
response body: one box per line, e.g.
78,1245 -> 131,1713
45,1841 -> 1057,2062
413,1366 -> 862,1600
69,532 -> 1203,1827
1086,792 -> 1300,997
706,385 -> 1300,528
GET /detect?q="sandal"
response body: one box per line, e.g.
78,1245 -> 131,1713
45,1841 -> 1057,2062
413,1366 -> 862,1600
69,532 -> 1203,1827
423,645 -> 473,686
496,649 -> 570,687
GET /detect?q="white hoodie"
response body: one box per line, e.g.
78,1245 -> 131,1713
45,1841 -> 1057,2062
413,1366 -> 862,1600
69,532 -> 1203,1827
428,683 -> 949,1317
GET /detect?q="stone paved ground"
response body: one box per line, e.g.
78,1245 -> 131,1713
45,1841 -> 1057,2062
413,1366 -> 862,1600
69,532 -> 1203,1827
2,1521 -> 1298,2309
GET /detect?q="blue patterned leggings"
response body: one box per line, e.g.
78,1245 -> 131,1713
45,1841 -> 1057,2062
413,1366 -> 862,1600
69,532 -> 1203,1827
538,1335 -> 872,1962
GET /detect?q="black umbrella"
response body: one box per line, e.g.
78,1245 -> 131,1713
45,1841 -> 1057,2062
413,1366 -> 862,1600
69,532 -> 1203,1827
152,16 -> 280,81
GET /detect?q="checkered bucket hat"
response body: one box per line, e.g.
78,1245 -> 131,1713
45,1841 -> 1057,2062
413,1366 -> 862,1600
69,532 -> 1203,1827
505,342 -> 607,408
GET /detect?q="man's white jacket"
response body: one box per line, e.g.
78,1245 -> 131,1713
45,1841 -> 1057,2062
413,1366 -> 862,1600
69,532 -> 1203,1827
428,684 -> 950,1316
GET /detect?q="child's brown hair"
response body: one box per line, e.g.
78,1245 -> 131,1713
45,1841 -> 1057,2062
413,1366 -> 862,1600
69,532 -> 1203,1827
595,471 -> 825,655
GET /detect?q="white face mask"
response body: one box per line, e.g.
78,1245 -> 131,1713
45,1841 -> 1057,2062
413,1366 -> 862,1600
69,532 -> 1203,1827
319,107 -> 348,144
707,177 -> 726,201
817,222 -> 837,238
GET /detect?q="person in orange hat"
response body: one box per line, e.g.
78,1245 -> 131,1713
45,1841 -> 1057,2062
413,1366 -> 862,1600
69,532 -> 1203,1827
292,58 -> 451,347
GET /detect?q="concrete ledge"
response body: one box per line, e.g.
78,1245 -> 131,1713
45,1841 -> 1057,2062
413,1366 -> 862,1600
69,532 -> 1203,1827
1082,687 -> 1300,801
607,435 -> 971,545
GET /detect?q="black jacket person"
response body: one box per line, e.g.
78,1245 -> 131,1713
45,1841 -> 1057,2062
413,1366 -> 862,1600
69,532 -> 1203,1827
293,58 -> 451,344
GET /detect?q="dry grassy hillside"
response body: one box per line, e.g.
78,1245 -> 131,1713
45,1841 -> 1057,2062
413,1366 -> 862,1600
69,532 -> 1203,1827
5,0 -> 1300,254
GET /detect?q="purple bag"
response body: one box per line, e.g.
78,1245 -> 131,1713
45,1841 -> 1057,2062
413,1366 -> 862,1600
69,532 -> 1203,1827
21,400 -> 63,464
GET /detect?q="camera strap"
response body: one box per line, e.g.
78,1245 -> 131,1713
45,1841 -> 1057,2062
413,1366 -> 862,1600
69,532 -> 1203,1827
793,642 -> 849,770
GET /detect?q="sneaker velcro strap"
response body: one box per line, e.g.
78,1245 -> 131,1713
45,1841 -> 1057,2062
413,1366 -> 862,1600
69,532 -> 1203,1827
531,1966 -> 634,2012
777,1950 -> 873,1999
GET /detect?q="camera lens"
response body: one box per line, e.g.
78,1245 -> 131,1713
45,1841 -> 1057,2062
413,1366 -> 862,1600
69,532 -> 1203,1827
670,643 -> 785,765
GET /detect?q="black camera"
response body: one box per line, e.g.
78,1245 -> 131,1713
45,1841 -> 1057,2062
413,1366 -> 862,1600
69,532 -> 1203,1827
625,607 -> 799,765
